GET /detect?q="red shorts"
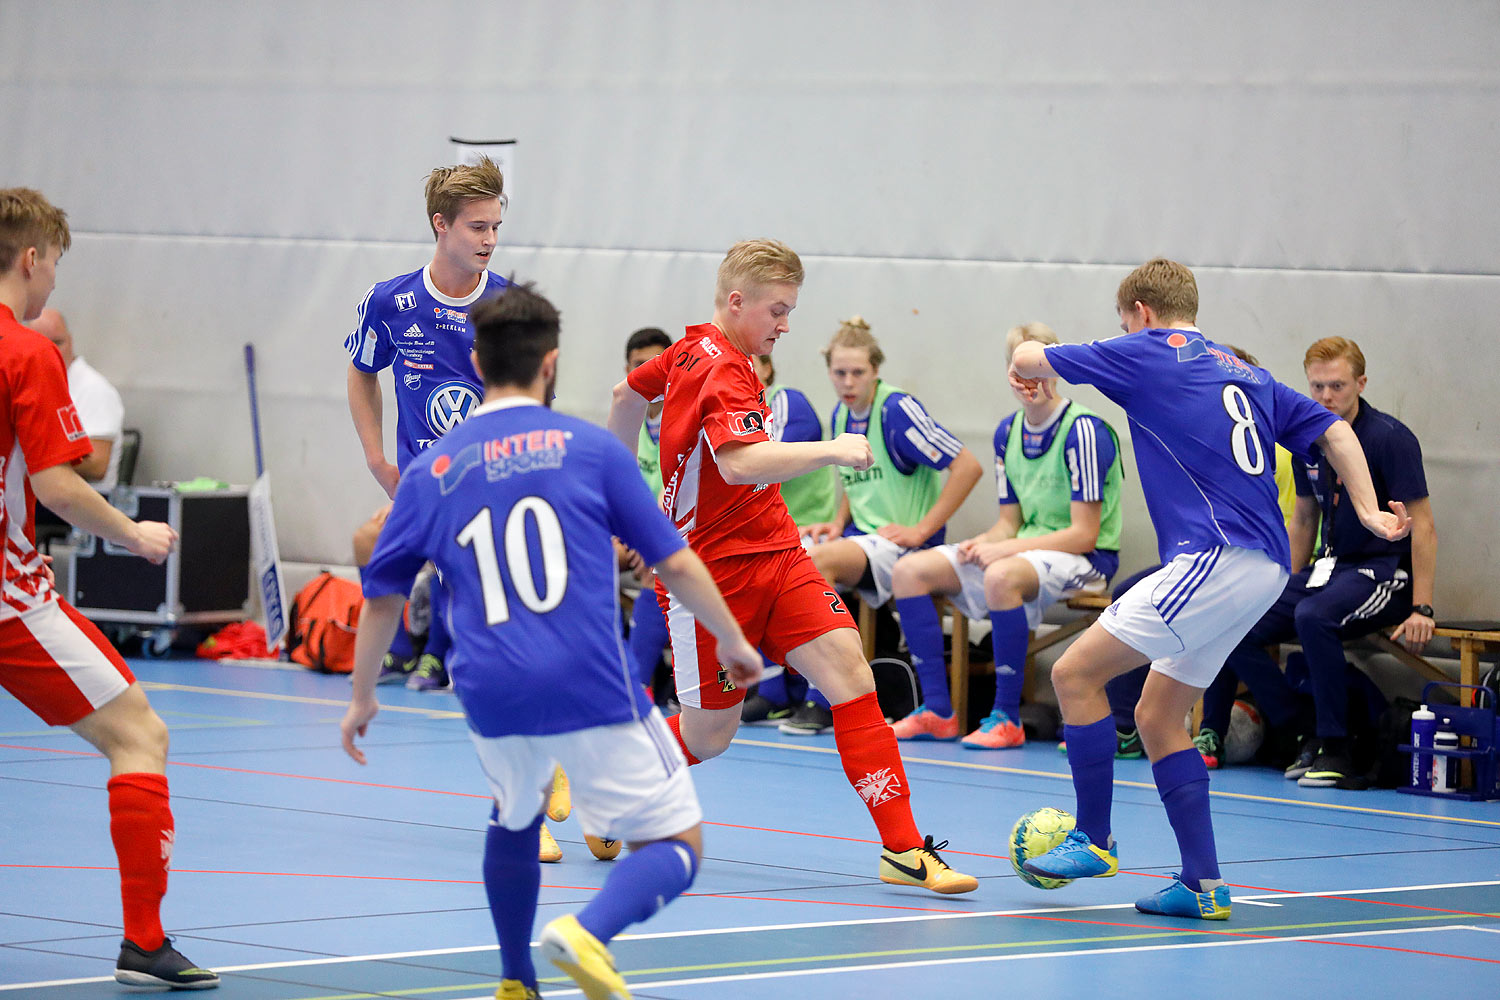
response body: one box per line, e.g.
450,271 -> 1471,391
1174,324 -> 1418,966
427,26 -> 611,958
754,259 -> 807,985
0,599 -> 135,726
657,546 -> 856,710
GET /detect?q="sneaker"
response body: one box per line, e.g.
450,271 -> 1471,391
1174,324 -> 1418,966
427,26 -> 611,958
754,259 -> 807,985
496,980 -> 542,1000
1058,728 -> 1145,760
1298,753 -> 1368,790
406,652 -> 450,691
778,700 -> 834,736
1193,728 -> 1222,770
1022,829 -> 1119,880
585,834 -> 622,861
1135,874 -> 1231,920
1283,738 -> 1320,780
879,835 -> 979,895
539,913 -> 630,1000
547,766 -> 572,822
375,652 -> 415,685
891,705 -> 960,741
115,938 -> 220,990
539,822 -> 563,863
961,710 -> 1025,750
740,693 -> 792,726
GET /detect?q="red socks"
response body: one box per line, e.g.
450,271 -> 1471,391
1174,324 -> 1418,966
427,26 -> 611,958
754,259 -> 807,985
107,772 -> 174,950
665,713 -> 702,766
832,692 -> 921,852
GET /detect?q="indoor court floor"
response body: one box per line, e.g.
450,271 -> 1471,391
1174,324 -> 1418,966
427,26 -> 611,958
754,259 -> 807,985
3,658 -> 1498,998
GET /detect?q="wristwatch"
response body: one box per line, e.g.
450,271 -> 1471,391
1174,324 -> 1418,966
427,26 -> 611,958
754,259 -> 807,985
1412,604 -> 1434,618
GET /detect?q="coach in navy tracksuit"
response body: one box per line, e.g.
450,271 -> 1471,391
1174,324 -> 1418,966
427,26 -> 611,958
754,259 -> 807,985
1217,336 -> 1436,790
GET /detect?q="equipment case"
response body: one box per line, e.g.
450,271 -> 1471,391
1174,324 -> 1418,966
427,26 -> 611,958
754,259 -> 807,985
67,486 -> 253,631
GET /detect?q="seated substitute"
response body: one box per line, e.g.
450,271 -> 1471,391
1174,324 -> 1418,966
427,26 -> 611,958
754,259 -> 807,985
620,327 -> 675,703
1219,336 -> 1436,790
31,308 -> 124,489
787,317 -> 982,734
889,322 -> 1122,748
342,284 -> 763,1000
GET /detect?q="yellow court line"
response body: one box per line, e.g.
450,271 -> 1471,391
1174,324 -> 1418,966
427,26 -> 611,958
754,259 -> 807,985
730,737 -> 1500,829
138,681 -> 466,719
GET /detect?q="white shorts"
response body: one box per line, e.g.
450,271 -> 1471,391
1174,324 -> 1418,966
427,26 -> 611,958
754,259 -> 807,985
469,708 -> 702,841
1098,546 -> 1288,689
934,546 -> 1110,627
847,533 -> 915,607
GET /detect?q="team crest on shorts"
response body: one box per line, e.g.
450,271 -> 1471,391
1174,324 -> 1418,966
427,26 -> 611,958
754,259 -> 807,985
855,768 -> 902,806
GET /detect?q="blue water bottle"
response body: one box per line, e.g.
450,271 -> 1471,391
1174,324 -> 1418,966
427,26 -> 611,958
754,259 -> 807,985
1410,705 -> 1437,790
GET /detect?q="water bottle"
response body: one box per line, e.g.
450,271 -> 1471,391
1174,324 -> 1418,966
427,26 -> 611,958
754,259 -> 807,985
1433,728 -> 1460,793
1410,705 -> 1436,790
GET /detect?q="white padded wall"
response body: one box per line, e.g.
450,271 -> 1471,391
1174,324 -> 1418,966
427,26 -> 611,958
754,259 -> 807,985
2,1 -> 1495,613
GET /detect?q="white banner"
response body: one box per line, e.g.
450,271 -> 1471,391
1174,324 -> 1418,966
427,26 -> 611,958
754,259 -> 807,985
249,472 -> 289,650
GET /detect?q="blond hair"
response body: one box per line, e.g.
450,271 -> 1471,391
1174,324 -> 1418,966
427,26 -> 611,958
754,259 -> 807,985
1116,257 -> 1198,324
0,188 -> 70,276
1005,321 -> 1058,359
714,239 -> 804,307
425,156 -> 505,238
821,315 -> 885,368
1303,336 -> 1366,378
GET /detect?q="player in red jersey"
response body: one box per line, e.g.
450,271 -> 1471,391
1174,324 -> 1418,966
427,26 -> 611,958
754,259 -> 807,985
0,189 -> 218,989
608,239 -> 977,895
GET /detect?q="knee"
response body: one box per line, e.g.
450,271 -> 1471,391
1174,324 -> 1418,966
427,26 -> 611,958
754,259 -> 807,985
126,708 -> 170,767
982,561 -> 1023,608
1051,658 -> 1090,704
1132,697 -> 1174,739
889,555 -> 930,599
1292,599 -> 1335,636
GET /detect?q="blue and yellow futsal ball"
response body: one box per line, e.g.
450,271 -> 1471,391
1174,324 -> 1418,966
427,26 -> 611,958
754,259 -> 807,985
1009,806 -> 1076,889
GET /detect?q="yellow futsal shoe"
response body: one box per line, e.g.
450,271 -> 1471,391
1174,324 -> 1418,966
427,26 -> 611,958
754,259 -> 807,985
539,913 -> 630,1000
539,822 -> 563,863
879,835 -> 979,895
585,834 -> 623,861
495,979 -> 541,1000
547,766 -> 572,822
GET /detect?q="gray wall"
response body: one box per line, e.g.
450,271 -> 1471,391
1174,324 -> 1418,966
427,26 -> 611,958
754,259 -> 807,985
3,1 -> 1495,614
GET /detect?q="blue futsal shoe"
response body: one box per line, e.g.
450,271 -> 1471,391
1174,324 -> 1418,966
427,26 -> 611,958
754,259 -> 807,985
1135,874 -> 1232,920
1021,828 -> 1119,880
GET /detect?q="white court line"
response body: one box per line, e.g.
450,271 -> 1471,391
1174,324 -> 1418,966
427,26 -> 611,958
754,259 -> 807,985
137,681 -> 464,719
5,881 -> 1496,992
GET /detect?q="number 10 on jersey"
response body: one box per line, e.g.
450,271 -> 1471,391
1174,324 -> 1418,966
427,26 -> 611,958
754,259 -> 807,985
457,498 -> 570,625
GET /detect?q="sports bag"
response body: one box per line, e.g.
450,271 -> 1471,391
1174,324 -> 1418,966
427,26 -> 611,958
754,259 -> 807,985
287,572 -> 363,673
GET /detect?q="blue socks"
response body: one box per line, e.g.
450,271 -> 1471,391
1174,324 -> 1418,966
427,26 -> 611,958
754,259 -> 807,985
1153,748 -> 1220,891
425,576 -> 452,659
988,606 -> 1028,719
628,592 -> 670,688
577,839 -> 699,944
1063,716 -> 1117,846
483,810 -> 542,988
894,596 -> 950,717
388,614 -> 415,659
758,666 -> 788,706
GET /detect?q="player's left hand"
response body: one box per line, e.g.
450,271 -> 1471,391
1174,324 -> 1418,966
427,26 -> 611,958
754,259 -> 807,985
1360,500 -> 1413,542
340,697 -> 379,765
877,523 -> 929,549
1391,611 -> 1435,653
40,553 -> 55,588
961,540 -> 1017,567
717,634 -> 764,688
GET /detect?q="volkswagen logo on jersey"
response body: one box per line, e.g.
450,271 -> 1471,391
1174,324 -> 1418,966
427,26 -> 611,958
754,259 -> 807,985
426,381 -> 481,436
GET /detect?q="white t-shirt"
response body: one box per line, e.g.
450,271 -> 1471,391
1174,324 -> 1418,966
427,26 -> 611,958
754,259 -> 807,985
67,355 -> 125,491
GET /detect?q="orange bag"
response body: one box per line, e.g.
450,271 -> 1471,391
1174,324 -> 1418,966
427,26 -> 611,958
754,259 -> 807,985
287,572 -> 363,673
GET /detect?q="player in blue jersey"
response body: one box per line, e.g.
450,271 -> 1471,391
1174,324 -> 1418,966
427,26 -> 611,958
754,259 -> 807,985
341,284 -> 762,1000
344,157 -> 509,694
1010,258 -> 1411,920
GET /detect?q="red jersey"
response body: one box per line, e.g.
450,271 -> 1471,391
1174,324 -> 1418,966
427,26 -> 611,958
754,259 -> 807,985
0,305 -> 91,618
628,323 -> 801,561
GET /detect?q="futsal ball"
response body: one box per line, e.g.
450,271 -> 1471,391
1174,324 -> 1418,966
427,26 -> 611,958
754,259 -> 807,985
1009,806 -> 1076,889
1224,699 -> 1265,765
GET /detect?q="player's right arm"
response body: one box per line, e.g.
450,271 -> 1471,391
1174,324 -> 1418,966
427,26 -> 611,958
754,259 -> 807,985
30,464 -> 176,562
347,364 -> 400,498
714,435 -> 873,485
651,547 -> 761,686
608,377 -> 650,454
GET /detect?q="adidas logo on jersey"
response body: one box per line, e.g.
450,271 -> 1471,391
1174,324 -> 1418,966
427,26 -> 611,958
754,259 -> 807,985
403,324 -> 423,338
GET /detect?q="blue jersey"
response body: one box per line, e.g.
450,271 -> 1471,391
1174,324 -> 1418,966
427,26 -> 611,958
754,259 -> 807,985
1046,329 -> 1337,569
833,389 -> 965,544
362,398 -> 686,737
768,385 -> 822,444
344,266 -> 509,470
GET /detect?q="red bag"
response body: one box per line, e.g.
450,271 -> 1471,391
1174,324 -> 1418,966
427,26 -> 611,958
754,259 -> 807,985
287,572 -> 363,673
196,621 -> 275,660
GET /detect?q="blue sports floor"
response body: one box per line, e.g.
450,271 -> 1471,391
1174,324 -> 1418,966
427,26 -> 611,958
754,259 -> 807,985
3,658 -> 1498,998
